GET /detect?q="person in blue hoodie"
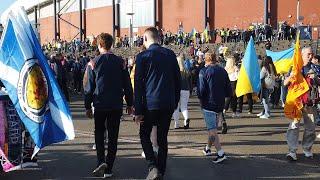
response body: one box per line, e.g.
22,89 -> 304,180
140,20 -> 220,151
197,52 -> 231,163
134,27 -> 181,180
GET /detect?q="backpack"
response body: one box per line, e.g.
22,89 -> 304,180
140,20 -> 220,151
264,71 -> 276,89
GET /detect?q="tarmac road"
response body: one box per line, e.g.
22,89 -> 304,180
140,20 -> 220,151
2,95 -> 320,180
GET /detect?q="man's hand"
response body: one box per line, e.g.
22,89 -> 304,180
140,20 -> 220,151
86,109 -> 93,119
134,115 -> 144,125
126,106 -> 134,115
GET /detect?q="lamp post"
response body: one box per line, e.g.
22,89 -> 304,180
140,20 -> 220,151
127,12 -> 134,48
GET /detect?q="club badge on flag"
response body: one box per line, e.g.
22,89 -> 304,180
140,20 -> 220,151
0,7 -> 75,158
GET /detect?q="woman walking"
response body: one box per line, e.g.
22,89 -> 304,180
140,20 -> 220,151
224,57 -> 239,117
173,54 -> 192,129
258,56 -> 277,119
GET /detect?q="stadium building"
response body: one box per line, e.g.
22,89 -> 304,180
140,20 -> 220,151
2,0 -> 320,44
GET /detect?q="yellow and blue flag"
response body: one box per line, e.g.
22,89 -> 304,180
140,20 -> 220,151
236,37 -> 261,97
0,7 -> 74,157
190,28 -> 197,42
203,26 -> 211,43
266,48 -> 294,74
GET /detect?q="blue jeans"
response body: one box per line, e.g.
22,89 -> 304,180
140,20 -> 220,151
202,109 -> 218,130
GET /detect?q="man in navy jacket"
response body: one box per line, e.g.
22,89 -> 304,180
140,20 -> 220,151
84,33 -> 133,178
197,52 -> 231,163
134,27 -> 181,179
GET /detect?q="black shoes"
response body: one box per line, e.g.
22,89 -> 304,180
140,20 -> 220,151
184,119 -> 190,129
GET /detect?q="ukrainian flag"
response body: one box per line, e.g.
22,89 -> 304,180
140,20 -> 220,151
190,28 -> 197,42
266,48 -> 294,74
236,37 -> 261,97
203,26 -> 211,43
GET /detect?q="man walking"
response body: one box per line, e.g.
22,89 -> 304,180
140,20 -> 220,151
197,52 -> 231,162
134,27 -> 181,179
285,47 -> 318,161
84,33 -> 133,178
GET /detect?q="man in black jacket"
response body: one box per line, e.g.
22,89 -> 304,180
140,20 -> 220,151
134,27 -> 181,179
84,33 -> 133,178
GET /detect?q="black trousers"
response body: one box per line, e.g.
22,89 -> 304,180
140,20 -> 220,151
140,109 -> 173,175
94,109 -> 122,172
73,74 -> 82,92
238,93 -> 253,113
224,81 -> 237,112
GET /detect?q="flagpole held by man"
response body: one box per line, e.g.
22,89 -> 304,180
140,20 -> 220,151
283,32 -> 318,161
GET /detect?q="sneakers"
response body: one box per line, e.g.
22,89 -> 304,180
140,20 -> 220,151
257,112 -> 264,117
221,122 -> 228,134
92,140 -> 108,150
184,119 -> 190,129
231,112 -> 240,118
303,150 -> 313,158
203,148 -> 212,156
286,152 -> 297,161
92,163 -> 107,177
174,122 -> 179,129
104,170 -> 113,178
259,114 -> 270,119
212,153 -> 227,163
146,167 -> 161,180
142,147 -> 159,158
141,151 -> 146,158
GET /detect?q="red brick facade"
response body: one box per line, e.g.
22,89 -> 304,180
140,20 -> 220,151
36,0 -> 320,44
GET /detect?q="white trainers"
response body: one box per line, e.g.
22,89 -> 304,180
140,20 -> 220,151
286,152 -> 297,161
317,134 -> 320,139
141,151 -> 146,158
92,163 -> 107,177
257,112 -> 264,117
303,150 -> 313,158
174,122 -> 180,129
231,112 -> 240,118
259,114 -> 270,119
142,147 -> 159,158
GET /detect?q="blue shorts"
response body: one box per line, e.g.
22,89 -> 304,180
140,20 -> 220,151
202,109 -> 218,130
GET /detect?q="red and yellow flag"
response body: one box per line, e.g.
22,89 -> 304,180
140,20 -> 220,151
284,33 -> 309,120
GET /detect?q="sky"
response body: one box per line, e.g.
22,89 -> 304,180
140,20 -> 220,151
0,0 -> 16,18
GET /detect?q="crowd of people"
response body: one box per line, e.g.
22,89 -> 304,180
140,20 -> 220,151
1,21 -> 320,179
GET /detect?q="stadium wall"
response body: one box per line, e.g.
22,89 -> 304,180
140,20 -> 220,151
24,0 -> 320,44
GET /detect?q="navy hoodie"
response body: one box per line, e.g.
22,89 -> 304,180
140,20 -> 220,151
84,53 -> 133,110
197,64 -> 232,112
134,44 -> 181,115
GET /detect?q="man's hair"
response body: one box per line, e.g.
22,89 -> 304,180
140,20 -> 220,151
144,27 -> 160,41
205,52 -> 217,64
302,46 -> 312,54
96,33 -> 113,50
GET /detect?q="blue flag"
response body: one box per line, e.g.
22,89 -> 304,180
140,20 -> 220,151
0,8 -> 74,156
236,37 -> 261,97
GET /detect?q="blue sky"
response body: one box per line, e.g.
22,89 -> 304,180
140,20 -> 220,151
0,0 -> 16,18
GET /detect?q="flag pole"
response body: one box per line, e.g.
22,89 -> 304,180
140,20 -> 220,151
296,0 -> 300,26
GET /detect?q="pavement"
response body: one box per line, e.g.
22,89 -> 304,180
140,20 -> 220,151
2,94 -> 320,180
